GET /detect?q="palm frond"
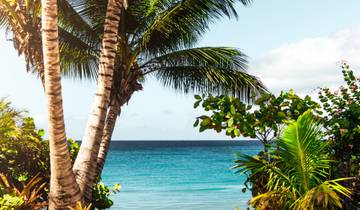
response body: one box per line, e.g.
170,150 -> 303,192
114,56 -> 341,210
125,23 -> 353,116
143,47 -> 266,99
277,110 -> 329,192
294,178 -> 352,210
0,0 -> 43,75
58,27 -> 99,80
58,0 -> 100,43
0,5 -> 8,28
136,0 -> 253,56
250,189 -> 295,210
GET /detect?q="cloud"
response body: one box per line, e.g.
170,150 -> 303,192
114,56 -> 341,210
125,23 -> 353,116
250,25 -> 360,94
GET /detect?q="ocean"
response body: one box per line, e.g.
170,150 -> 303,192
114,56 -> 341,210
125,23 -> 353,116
101,141 -> 262,210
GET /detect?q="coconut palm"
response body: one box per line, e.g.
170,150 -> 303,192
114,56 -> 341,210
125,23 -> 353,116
0,0 -> 124,203
57,0 -> 267,198
41,0 -> 82,208
1,0 -> 266,202
233,111 -> 351,210
72,0 -> 127,202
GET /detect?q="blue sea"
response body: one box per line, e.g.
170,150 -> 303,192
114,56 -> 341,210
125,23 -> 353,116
101,141 -> 261,210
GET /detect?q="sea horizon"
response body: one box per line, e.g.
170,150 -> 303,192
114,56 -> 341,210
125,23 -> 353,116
102,140 -> 261,209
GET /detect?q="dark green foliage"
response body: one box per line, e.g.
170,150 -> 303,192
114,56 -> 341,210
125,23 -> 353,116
193,90 -> 321,151
319,63 -> 360,209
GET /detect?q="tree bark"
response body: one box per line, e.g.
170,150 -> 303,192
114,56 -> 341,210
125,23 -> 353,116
72,0 -> 124,202
95,104 -> 121,177
41,0 -> 81,208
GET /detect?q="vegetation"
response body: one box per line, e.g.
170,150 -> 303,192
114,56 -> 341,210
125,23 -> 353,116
0,99 -> 49,183
319,63 -> 360,209
193,90 -> 320,152
0,99 -> 119,209
234,111 -> 351,209
0,174 -> 47,209
194,64 -> 360,209
1,0 -> 266,205
193,90 -> 321,197
1,0 -> 358,207
65,0 -> 267,201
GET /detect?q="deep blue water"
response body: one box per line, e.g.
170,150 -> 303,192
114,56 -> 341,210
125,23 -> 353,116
101,141 -> 261,210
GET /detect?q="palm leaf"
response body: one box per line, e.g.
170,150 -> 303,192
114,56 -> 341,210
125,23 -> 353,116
277,110 -> 329,192
293,178 -> 352,210
143,47 -> 266,99
136,0 -> 253,55
58,27 -> 99,80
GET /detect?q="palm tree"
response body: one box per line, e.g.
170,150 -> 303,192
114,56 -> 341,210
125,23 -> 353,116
2,0 -> 266,202
0,0 -> 119,203
72,0 -> 126,202
41,0 -> 82,208
1,0 -> 100,205
62,0 -> 266,197
234,111 -> 351,210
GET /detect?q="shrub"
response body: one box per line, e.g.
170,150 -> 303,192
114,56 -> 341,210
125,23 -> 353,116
0,99 -> 119,209
319,62 -> 360,208
233,111 -> 351,209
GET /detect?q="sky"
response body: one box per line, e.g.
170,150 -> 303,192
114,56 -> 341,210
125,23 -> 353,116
0,0 -> 360,140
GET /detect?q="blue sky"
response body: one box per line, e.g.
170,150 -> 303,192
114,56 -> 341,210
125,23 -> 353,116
1,0 -> 360,140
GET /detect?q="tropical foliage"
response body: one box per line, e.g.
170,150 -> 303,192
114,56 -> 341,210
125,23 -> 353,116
193,90 -> 320,151
2,0 -> 267,205
58,0 -> 266,97
0,98 -> 119,209
319,62 -> 360,209
193,91 -> 321,197
0,174 -> 47,210
0,99 -> 49,182
194,64 -> 360,208
233,111 -> 351,210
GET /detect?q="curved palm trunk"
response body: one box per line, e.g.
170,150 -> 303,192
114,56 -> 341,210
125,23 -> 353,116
73,0 -> 124,202
41,0 -> 81,208
95,104 -> 121,177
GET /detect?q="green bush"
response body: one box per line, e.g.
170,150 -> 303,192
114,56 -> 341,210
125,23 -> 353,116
234,111 -> 351,209
0,100 -> 49,183
193,90 -> 321,197
319,62 -> 360,209
194,90 -> 321,153
194,63 -> 360,208
0,99 -> 119,209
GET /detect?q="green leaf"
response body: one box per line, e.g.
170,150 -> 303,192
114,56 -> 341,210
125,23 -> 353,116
234,128 -> 240,136
193,119 -> 199,127
228,117 -> 234,127
193,101 -> 201,109
277,112 -> 286,118
230,105 -> 236,115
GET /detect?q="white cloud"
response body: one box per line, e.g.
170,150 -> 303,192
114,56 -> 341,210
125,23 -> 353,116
250,25 -> 360,94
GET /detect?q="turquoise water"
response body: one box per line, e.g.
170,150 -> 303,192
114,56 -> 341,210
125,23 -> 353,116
101,141 -> 261,210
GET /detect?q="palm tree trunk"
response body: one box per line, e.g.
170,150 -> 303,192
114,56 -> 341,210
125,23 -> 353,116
95,104 -> 121,177
72,0 -> 124,202
41,0 -> 81,208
